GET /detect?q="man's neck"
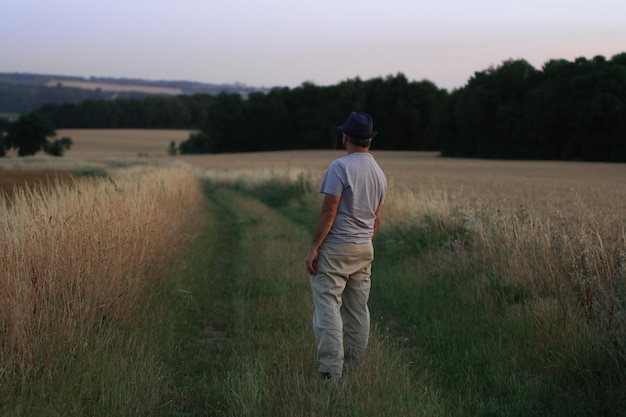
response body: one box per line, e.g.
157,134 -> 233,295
346,144 -> 370,155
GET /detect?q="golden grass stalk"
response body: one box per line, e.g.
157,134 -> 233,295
383,183 -> 626,341
0,166 -> 206,373
383,181 -> 452,228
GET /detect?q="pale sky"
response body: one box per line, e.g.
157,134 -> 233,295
2,0 -> 625,90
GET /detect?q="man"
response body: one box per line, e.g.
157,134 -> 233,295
305,111 -> 388,380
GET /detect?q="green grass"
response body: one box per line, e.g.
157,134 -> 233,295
371,217 -> 626,416
5,174 -> 623,416
232,177 -> 625,416
157,185 -> 444,416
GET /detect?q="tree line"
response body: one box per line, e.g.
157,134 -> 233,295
437,53 -> 626,161
2,53 -> 625,161
33,75 -> 448,152
39,95 -> 216,129
0,72 -> 268,115
0,82 -> 152,115
179,76 -> 448,153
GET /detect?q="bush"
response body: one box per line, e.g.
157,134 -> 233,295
178,131 -> 214,154
43,136 -> 73,156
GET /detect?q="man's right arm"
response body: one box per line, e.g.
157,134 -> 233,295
305,193 -> 340,275
372,204 -> 383,240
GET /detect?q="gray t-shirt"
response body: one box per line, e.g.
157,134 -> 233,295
320,152 -> 387,244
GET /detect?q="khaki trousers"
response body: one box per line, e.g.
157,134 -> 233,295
310,241 -> 374,378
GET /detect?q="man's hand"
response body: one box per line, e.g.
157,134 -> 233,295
305,248 -> 318,275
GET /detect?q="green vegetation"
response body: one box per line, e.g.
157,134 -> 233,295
0,72 -> 266,115
158,176 -> 624,416
4,54 -> 626,160
438,55 -> 626,161
74,168 -> 110,178
0,78 -> 129,114
2,170 -> 623,415
158,186 -> 443,416
2,111 -> 73,156
374,226 -> 625,416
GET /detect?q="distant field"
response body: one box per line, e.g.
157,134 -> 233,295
46,80 -> 183,95
58,128 -> 193,158
3,128 -> 626,213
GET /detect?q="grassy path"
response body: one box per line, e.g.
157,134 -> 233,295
162,187 -> 443,417
160,183 -> 625,417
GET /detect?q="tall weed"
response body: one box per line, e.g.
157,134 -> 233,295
0,166 -> 206,415
376,182 -> 626,415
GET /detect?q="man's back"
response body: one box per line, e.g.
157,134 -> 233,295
320,152 -> 387,244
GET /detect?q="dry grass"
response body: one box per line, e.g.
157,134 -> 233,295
43,130 -> 626,310
0,166 -> 206,388
379,158 -> 626,365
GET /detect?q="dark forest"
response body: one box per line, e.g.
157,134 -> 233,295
3,53 -> 625,161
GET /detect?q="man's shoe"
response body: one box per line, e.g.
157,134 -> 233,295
319,372 -> 341,381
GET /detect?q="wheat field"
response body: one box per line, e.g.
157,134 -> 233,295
64,129 -> 626,214
1,129 -> 625,415
2,130 -> 626,344
5,129 -> 626,236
